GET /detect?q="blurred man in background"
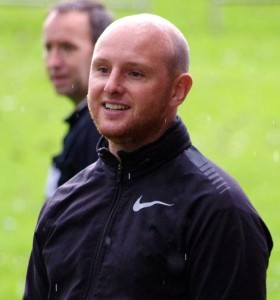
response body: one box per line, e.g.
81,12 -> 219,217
43,0 -> 113,199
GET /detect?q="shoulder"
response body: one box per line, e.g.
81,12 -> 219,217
180,146 -> 272,235
36,161 -> 101,236
177,146 -> 258,215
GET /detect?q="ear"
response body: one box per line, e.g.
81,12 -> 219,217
170,73 -> 192,107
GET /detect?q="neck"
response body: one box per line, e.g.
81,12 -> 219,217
107,117 -> 176,160
75,99 -> 87,111
108,139 -> 140,161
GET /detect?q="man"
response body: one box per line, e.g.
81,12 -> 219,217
43,0 -> 112,198
24,14 -> 273,299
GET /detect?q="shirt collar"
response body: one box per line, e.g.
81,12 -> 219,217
97,117 -> 192,178
65,99 -> 89,125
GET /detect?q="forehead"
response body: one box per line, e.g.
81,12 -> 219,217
43,11 -> 91,42
93,22 -> 172,64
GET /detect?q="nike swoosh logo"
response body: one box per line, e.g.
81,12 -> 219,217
133,196 -> 174,212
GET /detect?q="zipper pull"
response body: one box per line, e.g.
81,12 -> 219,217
117,163 -> 122,183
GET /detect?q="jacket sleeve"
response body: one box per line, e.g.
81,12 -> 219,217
185,198 -> 273,299
23,233 -> 49,300
23,199 -> 53,300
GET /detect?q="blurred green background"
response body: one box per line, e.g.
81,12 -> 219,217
0,0 -> 279,298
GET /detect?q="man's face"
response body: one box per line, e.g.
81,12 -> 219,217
88,24 -> 177,150
43,11 -> 94,104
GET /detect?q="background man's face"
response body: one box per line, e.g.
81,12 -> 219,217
43,11 -> 94,103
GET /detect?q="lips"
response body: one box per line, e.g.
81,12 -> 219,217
51,74 -> 69,86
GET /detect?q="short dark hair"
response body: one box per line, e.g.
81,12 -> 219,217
48,0 -> 113,44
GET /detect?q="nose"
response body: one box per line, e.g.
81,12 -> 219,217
104,70 -> 124,95
45,49 -> 63,69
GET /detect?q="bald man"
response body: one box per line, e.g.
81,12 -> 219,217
24,14 -> 272,299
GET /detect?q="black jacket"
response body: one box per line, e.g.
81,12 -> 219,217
24,117 -> 273,299
45,101 -> 100,198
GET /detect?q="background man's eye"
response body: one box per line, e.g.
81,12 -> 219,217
60,44 -> 75,54
130,71 -> 143,77
45,44 -> 51,52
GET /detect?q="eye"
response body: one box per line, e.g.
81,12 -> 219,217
44,43 -> 52,53
129,70 -> 144,78
98,66 -> 109,74
62,44 -> 75,53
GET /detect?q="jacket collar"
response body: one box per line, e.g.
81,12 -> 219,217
65,100 -> 88,126
97,117 -> 191,178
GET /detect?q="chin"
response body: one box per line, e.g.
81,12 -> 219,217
99,127 -> 127,142
55,88 -> 69,95
101,131 -> 123,141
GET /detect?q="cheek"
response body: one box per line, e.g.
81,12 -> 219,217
138,90 -> 168,115
77,62 -> 90,78
87,89 -> 96,109
87,96 -> 98,124
75,52 -> 92,74
88,83 -> 102,110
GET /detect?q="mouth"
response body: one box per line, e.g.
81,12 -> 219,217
51,74 -> 68,84
104,103 -> 129,111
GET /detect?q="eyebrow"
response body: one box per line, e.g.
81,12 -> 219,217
92,56 -> 150,68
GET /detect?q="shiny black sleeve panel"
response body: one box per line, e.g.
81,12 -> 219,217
182,147 -> 272,299
185,203 -> 272,299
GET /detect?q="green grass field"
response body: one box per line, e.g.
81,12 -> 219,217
0,1 -> 279,298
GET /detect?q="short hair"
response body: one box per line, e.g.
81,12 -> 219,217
48,0 -> 113,44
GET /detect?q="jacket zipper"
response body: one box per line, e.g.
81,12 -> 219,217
85,163 -> 123,299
